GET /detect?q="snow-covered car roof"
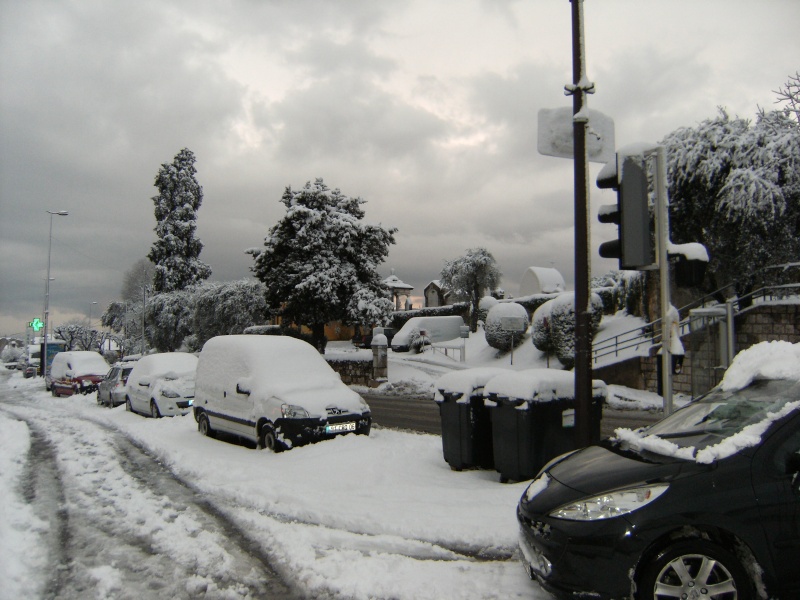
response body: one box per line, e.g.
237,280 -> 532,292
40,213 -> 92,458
59,351 -> 108,376
198,335 -> 361,411
131,352 -> 198,379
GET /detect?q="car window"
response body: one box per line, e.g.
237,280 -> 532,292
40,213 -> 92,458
644,379 -> 800,453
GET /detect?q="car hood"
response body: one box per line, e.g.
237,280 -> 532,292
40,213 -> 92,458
522,443 -> 711,515
276,384 -> 366,417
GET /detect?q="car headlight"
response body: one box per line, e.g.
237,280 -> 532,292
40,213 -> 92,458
281,404 -> 310,419
549,484 -> 669,521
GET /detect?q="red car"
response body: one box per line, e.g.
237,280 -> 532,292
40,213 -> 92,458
48,351 -> 109,397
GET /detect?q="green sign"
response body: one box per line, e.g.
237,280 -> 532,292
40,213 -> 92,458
29,317 -> 44,332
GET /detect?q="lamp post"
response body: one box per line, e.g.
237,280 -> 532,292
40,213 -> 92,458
43,210 -> 69,379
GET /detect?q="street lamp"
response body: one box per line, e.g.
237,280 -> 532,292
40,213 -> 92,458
43,210 -> 68,379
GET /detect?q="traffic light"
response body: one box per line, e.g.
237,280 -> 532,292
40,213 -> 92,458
596,153 -> 654,270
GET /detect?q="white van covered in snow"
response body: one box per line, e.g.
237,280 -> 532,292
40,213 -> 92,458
390,316 -> 466,352
193,335 -> 371,451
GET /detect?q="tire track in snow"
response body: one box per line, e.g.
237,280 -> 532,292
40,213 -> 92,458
2,398 -> 301,600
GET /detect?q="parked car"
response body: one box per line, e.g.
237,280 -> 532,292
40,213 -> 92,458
97,361 -> 137,408
125,353 -> 197,418
391,316 -> 465,352
23,363 -> 39,378
517,340 -> 800,599
193,335 -> 371,451
49,351 -> 109,397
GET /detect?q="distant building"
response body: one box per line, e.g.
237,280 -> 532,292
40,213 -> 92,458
383,271 -> 414,310
519,267 -> 566,296
423,280 -> 452,307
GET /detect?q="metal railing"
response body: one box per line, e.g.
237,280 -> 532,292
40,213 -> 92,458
592,280 -> 800,365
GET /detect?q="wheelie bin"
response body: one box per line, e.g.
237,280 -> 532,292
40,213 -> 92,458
484,369 -> 606,482
434,368 -> 507,471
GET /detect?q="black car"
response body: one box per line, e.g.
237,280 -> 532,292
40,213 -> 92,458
517,348 -> 800,599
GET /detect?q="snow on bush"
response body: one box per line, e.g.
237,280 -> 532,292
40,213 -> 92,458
476,295 -> 498,325
533,292 -> 603,368
484,302 -> 528,352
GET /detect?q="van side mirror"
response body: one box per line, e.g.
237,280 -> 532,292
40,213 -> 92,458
236,382 -> 251,396
138,377 -> 151,387
65,370 -> 75,379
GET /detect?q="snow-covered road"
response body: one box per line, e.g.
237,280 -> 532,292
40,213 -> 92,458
1,371 -> 550,600
1,388 -> 298,599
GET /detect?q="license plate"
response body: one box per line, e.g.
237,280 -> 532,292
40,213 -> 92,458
326,422 -> 356,434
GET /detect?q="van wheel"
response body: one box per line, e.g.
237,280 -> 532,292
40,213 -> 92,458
150,401 -> 161,418
198,413 -> 215,438
260,424 -> 285,453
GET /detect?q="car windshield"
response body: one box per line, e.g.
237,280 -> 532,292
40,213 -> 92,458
643,378 -> 800,453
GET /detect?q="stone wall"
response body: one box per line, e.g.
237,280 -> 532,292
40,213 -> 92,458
325,354 -> 383,388
594,303 -> 799,397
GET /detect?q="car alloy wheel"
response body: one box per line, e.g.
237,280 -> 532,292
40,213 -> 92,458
639,540 -> 752,600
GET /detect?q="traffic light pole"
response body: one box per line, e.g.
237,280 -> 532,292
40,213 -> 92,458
653,145 -> 675,415
568,0 -> 594,447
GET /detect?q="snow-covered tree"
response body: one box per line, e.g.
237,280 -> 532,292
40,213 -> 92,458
148,148 -> 211,293
662,106 -> 800,296
145,289 -> 196,352
192,279 -> 271,346
53,321 -> 103,352
249,178 -> 397,352
439,248 -> 502,332
122,258 -> 155,303
773,71 -> 800,124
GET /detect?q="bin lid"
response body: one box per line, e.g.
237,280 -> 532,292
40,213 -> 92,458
484,369 -> 607,404
434,367 -> 509,402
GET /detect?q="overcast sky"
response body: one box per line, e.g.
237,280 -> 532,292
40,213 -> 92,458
1,0 -> 798,337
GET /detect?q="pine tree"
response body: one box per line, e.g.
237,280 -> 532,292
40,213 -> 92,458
148,148 -> 211,293
249,178 -> 397,352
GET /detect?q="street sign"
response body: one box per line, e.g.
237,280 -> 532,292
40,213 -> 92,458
537,107 -> 615,164
500,317 -> 527,332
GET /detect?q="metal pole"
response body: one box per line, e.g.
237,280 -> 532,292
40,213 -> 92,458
569,0 -> 594,446
655,146 -> 673,415
43,210 -> 68,379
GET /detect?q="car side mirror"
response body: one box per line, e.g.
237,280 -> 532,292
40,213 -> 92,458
236,381 -> 251,396
138,377 -> 151,387
65,370 -> 75,379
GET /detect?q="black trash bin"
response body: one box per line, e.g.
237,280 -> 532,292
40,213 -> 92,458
434,368 -> 507,471
485,369 -> 605,483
